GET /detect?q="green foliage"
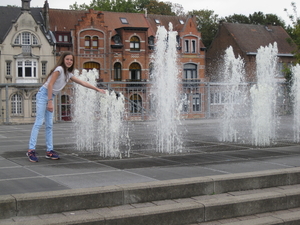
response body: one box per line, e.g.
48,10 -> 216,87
146,0 -> 174,15
69,0 -> 176,15
285,2 -> 300,64
225,14 -> 250,24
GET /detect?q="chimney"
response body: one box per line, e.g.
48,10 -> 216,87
43,0 -> 50,31
21,0 -> 31,11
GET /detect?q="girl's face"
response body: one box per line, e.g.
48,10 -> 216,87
64,55 -> 73,68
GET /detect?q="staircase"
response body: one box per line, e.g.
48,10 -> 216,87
2,167 -> 300,225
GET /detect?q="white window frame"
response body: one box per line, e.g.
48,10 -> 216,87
17,59 -> 38,78
6,61 -> 11,75
14,32 -> 39,45
11,94 -> 22,115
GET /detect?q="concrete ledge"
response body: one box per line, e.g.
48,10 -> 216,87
2,167 -> 300,219
121,176 -> 214,204
200,192 -> 288,221
0,195 -> 16,219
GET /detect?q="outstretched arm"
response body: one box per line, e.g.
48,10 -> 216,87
70,76 -> 106,94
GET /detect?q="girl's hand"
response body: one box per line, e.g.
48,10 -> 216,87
47,101 -> 54,112
98,88 -> 106,94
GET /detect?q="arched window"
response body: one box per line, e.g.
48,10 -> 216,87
130,36 -> 140,51
31,93 -> 37,116
148,63 -> 154,80
85,36 -> 91,49
92,36 -> 98,49
183,63 -> 197,79
129,63 -> 141,81
11,94 -> 22,115
130,94 -> 142,113
14,32 -> 38,45
83,62 -> 100,71
114,62 -> 122,81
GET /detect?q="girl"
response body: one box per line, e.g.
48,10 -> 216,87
27,52 -> 105,162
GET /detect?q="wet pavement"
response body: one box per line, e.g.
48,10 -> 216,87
1,116 -> 300,196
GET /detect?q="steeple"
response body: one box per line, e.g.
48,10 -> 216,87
21,0 -> 31,11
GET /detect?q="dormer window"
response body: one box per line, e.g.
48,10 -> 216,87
120,17 -> 128,24
130,36 -> 140,51
14,32 -> 38,45
113,35 -> 121,44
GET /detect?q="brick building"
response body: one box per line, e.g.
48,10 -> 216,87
45,4 -> 206,120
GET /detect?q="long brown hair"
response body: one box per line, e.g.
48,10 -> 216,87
45,52 -> 75,82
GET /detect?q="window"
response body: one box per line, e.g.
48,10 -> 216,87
149,63 -> 154,80
191,40 -> 196,53
85,36 -> 91,49
61,95 -> 71,121
42,62 -> 47,76
181,94 -> 189,113
17,60 -> 37,78
179,19 -> 184,24
130,94 -> 142,113
277,62 -> 291,78
32,93 -> 37,116
130,36 -> 140,51
6,61 -> 11,75
58,35 -> 63,42
184,63 -> 197,79
64,35 -> 68,42
14,32 -> 38,45
210,92 -> 225,104
83,62 -> 100,71
129,63 -> 141,80
11,94 -> 22,115
114,62 -> 122,81
193,94 -> 201,111
184,40 -> 189,52
92,36 -> 98,49
155,19 -> 160,24
120,17 -> 128,24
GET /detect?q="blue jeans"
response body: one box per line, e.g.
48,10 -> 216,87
29,86 -> 55,151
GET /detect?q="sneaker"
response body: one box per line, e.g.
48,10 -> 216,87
26,150 -> 38,162
46,150 -> 60,160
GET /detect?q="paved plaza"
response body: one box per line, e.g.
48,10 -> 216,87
1,116 -> 300,196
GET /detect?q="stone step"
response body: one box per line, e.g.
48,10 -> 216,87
194,208 -> 300,224
2,185 -> 300,224
2,167 -> 300,223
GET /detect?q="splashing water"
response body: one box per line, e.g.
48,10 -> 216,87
221,46 -> 247,142
250,43 -> 279,146
73,69 -> 128,158
151,23 -> 182,153
291,64 -> 300,142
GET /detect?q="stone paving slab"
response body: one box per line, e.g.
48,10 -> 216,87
0,117 -> 300,196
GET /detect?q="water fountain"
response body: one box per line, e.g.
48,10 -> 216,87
150,23 -> 183,153
292,64 -> 300,142
73,69 -> 128,158
250,42 -> 279,146
221,46 -> 247,142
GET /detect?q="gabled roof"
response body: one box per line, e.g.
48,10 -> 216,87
145,14 -> 187,36
0,6 -> 44,44
222,22 -> 296,54
49,8 -> 87,31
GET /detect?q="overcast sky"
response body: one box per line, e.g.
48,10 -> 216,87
1,0 -> 294,25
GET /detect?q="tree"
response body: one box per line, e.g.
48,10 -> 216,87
224,14 -> 250,24
145,0 -> 174,15
285,2 -> 300,64
188,9 -> 219,48
170,2 -> 186,16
